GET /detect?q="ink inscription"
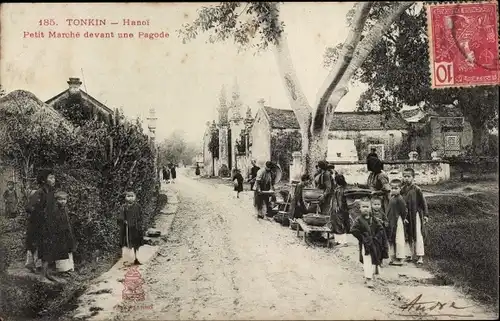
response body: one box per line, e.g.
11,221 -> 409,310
398,294 -> 475,317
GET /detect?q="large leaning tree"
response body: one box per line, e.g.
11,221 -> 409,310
324,3 -> 499,155
179,2 -> 413,175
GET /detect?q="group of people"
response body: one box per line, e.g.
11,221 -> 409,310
161,163 -> 177,184
290,160 -> 350,245
18,169 -> 146,282
351,166 -> 429,288
23,170 -> 76,281
248,153 -> 429,289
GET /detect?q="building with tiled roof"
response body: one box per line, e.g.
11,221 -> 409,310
45,78 -> 114,125
250,106 -> 410,177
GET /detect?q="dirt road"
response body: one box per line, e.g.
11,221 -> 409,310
112,173 -> 494,320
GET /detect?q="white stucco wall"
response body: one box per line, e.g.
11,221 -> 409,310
250,109 -> 271,167
328,129 -> 406,142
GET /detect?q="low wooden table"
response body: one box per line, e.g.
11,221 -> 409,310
295,218 -> 332,247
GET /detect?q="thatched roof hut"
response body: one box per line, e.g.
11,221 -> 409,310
0,89 -> 73,131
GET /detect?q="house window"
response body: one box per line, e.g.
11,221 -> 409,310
336,152 -> 342,158
444,135 -> 460,151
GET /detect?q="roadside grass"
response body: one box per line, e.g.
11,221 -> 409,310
424,191 -> 499,308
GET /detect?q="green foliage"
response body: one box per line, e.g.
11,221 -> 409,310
218,164 -> 231,177
1,95 -> 159,262
0,100 -> 75,202
353,134 -> 385,160
324,4 -> 499,154
270,130 -> 301,180
158,130 -> 199,166
52,93 -> 93,127
178,2 -> 285,52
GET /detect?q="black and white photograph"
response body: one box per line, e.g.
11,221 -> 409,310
0,2 -> 499,320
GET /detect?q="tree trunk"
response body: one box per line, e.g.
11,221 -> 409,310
471,124 -> 489,155
323,2 -> 414,132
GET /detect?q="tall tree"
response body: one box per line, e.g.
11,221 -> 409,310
179,2 -> 413,174
158,130 -> 199,166
324,3 -> 499,155
229,78 -> 243,120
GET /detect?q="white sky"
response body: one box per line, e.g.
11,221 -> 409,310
1,2 -> 366,144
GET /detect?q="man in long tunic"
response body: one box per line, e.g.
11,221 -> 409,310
401,168 -> 429,265
254,161 -> 275,218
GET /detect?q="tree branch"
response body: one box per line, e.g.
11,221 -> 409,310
273,32 -> 312,130
312,2 -> 373,134
323,2 -> 414,130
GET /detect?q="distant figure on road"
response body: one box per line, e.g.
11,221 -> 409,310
170,163 -> 177,184
162,166 -> 170,183
195,163 -> 200,176
232,169 -> 244,198
248,160 -> 260,191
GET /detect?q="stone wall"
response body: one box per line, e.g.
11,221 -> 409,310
328,129 -> 406,160
289,153 -> 450,185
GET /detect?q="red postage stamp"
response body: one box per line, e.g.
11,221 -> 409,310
426,1 -> 499,88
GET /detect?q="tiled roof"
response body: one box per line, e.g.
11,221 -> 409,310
263,107 -> 409,131
264,106 -> 301,129
46,89 -> 114,115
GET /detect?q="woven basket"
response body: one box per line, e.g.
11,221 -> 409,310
303,214 -> 328,226
302,188 -> 323,203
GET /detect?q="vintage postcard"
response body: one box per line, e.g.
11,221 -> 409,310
0,2 -> 498,321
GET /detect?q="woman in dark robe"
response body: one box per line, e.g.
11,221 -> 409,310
195,163 -> 201,176
25,169 -> 62,281
232,169 -> 244,198
366,158 -> 390,211
162,166 -> 169,182
170,164 -> 177,183
290,174 -> 311,219
330,174 -> 350,246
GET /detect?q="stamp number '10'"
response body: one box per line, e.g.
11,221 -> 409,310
426,1 -> 500,88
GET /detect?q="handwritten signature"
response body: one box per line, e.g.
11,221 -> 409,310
398,294 -> 475,317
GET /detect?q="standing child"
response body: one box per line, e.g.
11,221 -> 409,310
370,194 -> 390,263
3,181 -> 18,218
118,189 -> 144,266
53,191 -> 77,276
232,169 -> 244,198
386,179 -> 408,266
401,168 -> 429,265
350,197 -> 388,288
